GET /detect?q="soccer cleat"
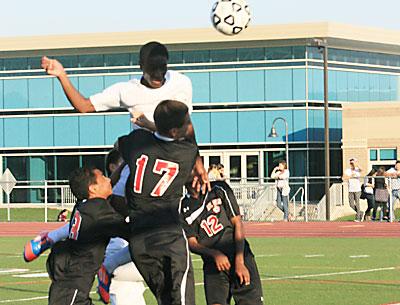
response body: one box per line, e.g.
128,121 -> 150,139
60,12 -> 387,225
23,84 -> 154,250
97,264 -> 112,304
23,232 -> 53,262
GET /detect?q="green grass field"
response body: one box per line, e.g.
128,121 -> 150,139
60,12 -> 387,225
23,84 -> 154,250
0,237 -> 399,305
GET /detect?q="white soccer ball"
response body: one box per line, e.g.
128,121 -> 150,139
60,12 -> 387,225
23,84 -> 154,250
210,0 -> 251,36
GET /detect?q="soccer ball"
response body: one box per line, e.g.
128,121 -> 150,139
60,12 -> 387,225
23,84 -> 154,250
210,0 -> 251,36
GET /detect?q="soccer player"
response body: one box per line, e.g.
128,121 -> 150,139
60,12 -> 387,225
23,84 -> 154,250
181,180 -> 264,305
47,167 -> 129,305
120,100 -> 198,305
41,41 -> 207,189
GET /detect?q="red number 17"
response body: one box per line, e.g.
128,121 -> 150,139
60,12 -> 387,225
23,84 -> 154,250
133,155 -> 179,197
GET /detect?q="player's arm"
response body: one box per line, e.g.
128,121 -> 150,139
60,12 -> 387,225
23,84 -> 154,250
231,215 -> 250,285
187,236 -> 231,271
41,56 -> 95,113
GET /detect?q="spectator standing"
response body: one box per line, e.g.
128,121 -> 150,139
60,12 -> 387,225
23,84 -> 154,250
385,160 -> 400,221
373,167 -> 389,221
271,160 -> 291,221
343,158 -> 363,222
362,169 -> 376,221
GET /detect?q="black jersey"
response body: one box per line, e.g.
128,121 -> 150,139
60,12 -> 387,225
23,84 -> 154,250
119,129 -> 198,233
46,198 -> 129,294
181,181 -> 241,257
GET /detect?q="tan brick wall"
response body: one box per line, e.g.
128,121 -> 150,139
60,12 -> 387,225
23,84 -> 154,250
342,102 -> 400,174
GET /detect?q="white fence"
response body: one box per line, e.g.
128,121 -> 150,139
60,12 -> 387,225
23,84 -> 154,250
1,177 -> 399,222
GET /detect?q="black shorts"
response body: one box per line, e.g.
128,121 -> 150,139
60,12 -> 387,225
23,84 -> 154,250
203,252 -> 264,305
129,228 -> 195,305
48,284 -> 93,305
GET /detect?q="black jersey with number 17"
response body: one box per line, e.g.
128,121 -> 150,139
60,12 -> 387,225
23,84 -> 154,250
119,129 -> 198,233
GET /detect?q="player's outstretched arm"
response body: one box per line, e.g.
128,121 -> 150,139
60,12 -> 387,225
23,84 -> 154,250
187,237 -> 231,271
41,56 -> 95,113
231,216 -> 250,285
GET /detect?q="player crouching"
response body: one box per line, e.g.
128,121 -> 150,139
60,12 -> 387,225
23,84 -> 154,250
181,180 -> 264,305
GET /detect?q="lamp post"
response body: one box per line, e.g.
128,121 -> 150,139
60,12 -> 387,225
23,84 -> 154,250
269,117 -> 289,170
312,38 -> 330,221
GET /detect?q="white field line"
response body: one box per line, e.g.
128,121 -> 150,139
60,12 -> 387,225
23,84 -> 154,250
192,253 -> 280,262
349,255 -> 370,258
0,269 -> 29,275
304,254 -> 325,258
13,273 -> 48,278
1,267 -> 396,303
262,267 -> 396,281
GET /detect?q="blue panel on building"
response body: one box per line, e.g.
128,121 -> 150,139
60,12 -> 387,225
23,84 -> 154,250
293,69 -> 306,100
184,72 -> 210,103
292,110 -> 307,141
0,80 -> 3,109
336,71 -> 348,101
104,114 -> 131,145
210,71 -> 237,103
238,111 -> 265,142
237,70 -> 264,102
210,112 -> 238,142
104,75 -> 131,88
370,73 -> 380,101
0,119 -> 3,147
328,70 -> 337,101
54,77 -> 78,108
78,76 -> 104,97
358,72 -> 370,101
347,71 -> 358,102
379,74 -> 391,101
4,79 -> 28,109
79,116 -> 105,146
191,112 -> 211,143
265,69 -> 293,101
28,78 -> 53,108
54,116 -> 79,146
308,109 -> 324,141
29,117 -> 54,147
4,118 -> 29,147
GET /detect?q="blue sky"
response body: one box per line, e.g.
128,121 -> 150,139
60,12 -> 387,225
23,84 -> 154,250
1,0 -> 399,37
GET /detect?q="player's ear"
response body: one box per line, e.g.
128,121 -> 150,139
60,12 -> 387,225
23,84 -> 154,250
88,183 -> 97,197
168,127 -> 179,139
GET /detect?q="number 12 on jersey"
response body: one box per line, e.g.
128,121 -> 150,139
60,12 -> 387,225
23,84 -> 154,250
134,154 -> 180,197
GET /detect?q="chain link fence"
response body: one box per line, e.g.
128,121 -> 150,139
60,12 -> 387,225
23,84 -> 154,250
0,177 -> 399,222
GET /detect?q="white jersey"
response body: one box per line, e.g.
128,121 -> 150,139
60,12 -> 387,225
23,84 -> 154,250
90,70 -> 192,129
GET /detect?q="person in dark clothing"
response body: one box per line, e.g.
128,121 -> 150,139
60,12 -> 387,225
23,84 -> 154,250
46,167 -> 129,305
181,180 -> 264,305
372,167 -> 389,221
363,169 -> 376,221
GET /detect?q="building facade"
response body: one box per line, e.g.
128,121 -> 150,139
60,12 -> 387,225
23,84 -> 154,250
1,22 -> 400,203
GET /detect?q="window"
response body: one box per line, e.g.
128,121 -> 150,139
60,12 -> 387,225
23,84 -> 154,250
56,156 -> 80,180
78,54 -> 104,67
380,149 -> 397,161
82,155 -> 106,173
183,50 -> 210,64
370,149 -> 378,161
229,156 -> 241,181
237,48 -> 265,61
210,49 -> 237,62
104,53 -> 130,66
246,155 -> 259,182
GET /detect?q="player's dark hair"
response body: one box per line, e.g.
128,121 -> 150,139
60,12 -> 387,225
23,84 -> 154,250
69,167 -> 97,201
396,160 -> 400,165
105,148 -> 122,176
139,42 -> 168,79
279,160 -> 288,169
153,100 -> 188,135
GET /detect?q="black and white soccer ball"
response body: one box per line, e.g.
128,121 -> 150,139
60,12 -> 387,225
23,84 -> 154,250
210,0 -> 251,36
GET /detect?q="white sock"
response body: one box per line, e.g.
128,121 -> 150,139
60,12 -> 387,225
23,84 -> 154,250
104,246 -> 132,274
47,223 -> 69,243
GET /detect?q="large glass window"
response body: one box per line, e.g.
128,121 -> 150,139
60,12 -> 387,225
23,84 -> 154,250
229,156 -> 241,181
56,156 -> 80,180
210,49 -> 237,62
78,54 -> 104,67
238,111 -> 265,143
4,79 -> 28,109
29,117 -> 54,147
4,57 -> 28,70
184,72 -> 210,103
237,70 -> 264,102
264,151 -> 285,180
54,117 -> 79,146
104,53 -> 130,66
79,116 -> 105,146
104,115 -> 131,145
78,76 -> 104,97
210,71 -> 237,102
246,155 -> 259,182
210,112 -> 238,143
183,50 -> 210,64
82,155 -> 106,173
28,78 -> 53,108
265,69 -> 293,101
237,48 -> 264,61
380,149 -> 397,161
54,55 -> 79,68
4,118 -> 28,147
191,112 -> 211,144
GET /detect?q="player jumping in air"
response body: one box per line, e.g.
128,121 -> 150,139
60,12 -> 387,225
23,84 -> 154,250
181,180 -> 264,305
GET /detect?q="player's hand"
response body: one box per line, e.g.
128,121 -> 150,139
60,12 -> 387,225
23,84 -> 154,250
235,262 -> 250,286
41,56 -> 65,77
212,251 -> 231,271
192,156 -> 211,194
130,111 -> 156,131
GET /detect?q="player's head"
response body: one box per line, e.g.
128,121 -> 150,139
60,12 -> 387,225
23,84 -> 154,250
69,167 -> 112,201
105,148 -> 123,176
395,160 -> 400,170
139,41 -> 169,89
154,100 -> 190,139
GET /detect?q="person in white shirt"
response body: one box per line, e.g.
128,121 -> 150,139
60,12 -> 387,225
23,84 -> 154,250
41,41 -> 208,190
343,158 -> 363,221
271,160 -> 291,221
385,160 -> 400,221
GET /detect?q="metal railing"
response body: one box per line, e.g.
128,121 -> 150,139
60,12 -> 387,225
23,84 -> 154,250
0,176 -> 398,222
